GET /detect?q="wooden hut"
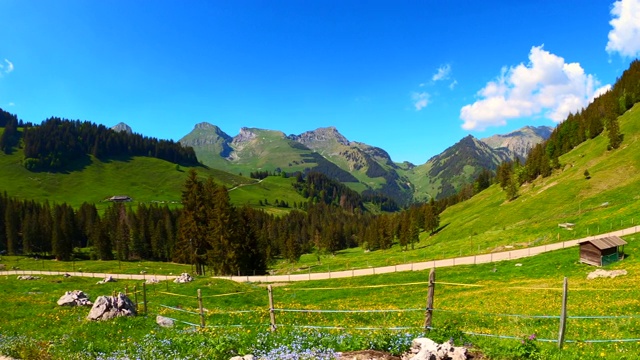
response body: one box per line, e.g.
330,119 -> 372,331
578,236 -> 627,266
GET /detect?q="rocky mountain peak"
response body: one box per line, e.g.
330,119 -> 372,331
111,122 -> 132,134
480,125 -> 553,160
232,127 -> 258,144
288,126 -> 350,146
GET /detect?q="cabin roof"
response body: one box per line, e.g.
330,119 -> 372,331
579,236 -> 627,250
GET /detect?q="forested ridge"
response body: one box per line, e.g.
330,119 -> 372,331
0,112 -> 199,171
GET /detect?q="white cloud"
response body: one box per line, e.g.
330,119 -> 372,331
449,80 -> 458,90
432,64 -> 451,82
2,59 -> 13,74
412,92 -> 430,111
460,46 -> 608,131
606,0 -> 640,57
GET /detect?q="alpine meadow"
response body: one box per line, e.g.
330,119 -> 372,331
2,1 -> 640,359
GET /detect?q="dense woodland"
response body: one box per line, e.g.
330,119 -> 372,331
4,116 -> 200,170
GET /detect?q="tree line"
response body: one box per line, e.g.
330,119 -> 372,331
16,117 -> 199,171
0,169 -> 446,275
518,59 -> 640,189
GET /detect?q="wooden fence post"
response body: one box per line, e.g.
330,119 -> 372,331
424,268 -> 435,330
134,285 -> 138,312
142,282 -> 148,316
268,285 -> 276,331
558,277 -> 568,349
198,289 -> 205,328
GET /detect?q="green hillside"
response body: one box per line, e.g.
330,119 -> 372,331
431,102 -> 640,255
0,148 -> 254,209
272,103 -> 640,273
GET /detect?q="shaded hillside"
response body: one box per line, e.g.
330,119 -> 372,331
404,135 -> 514,200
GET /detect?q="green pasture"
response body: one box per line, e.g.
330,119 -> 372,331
2,233 -> 640,359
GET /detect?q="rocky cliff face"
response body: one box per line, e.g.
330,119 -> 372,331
288,126 -> 350,147
481,125 -> 553,160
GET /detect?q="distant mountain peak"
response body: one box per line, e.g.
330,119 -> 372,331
288,126 -> 350,146
111,122 -> 132,134
481,125 -> 553,160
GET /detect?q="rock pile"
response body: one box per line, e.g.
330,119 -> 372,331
87,293 -> 137,321
402,338 -> 468,360
174,273 -> 194,283
96,276 -> 117,284
57,290 -> 92,307
146,278 -> 160,284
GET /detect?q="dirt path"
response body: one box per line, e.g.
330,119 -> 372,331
2,226 -> 638,283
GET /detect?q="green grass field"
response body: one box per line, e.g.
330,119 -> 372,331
2,235 -> 640,359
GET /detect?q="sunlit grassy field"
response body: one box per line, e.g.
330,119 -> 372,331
2,233 -> 640,359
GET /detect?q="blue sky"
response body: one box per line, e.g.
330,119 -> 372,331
1,1 -> 639,164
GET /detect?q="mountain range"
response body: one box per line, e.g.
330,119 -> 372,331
177,123 -> 552,204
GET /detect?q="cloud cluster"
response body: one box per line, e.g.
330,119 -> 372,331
0,59 -> 14,75
412,64 -> 455,111
412,92 -> 429,111
432,64 -> 451,82
606,0 -> 640,57
459,46 -> 609,131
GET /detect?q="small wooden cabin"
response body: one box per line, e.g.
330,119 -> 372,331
578,236 -> 627,266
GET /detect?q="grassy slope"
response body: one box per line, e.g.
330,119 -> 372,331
0,149 -> 254,209
2,236 -> 640,358
228,175 -> 309,215
273,103 -> 640,274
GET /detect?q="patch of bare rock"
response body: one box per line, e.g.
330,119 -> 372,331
587,269 -> 627,280
17,275 -> 40,280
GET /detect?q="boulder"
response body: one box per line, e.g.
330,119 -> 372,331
174,273 -> 194,283
402,338 -> 469,360
57,290 -> 92,306
87,293 -> 137,321
156,315 -> 175,328
96,276 -> 117,284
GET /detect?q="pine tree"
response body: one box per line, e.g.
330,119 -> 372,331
4,200 -> 19,255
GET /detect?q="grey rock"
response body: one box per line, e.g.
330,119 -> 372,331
57,290 -> 92,307
402,338 -> 469,360
17,275 -> 40,280
87,293 -> 137,321
96,276 -> 116,284
156,315 -> 175,328
174,273 -> 194,283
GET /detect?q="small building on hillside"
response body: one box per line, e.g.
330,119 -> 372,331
108,195 -> 132,202
578,236 -> 627,266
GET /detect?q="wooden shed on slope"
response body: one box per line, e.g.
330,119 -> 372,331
578,236 -> 627,266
